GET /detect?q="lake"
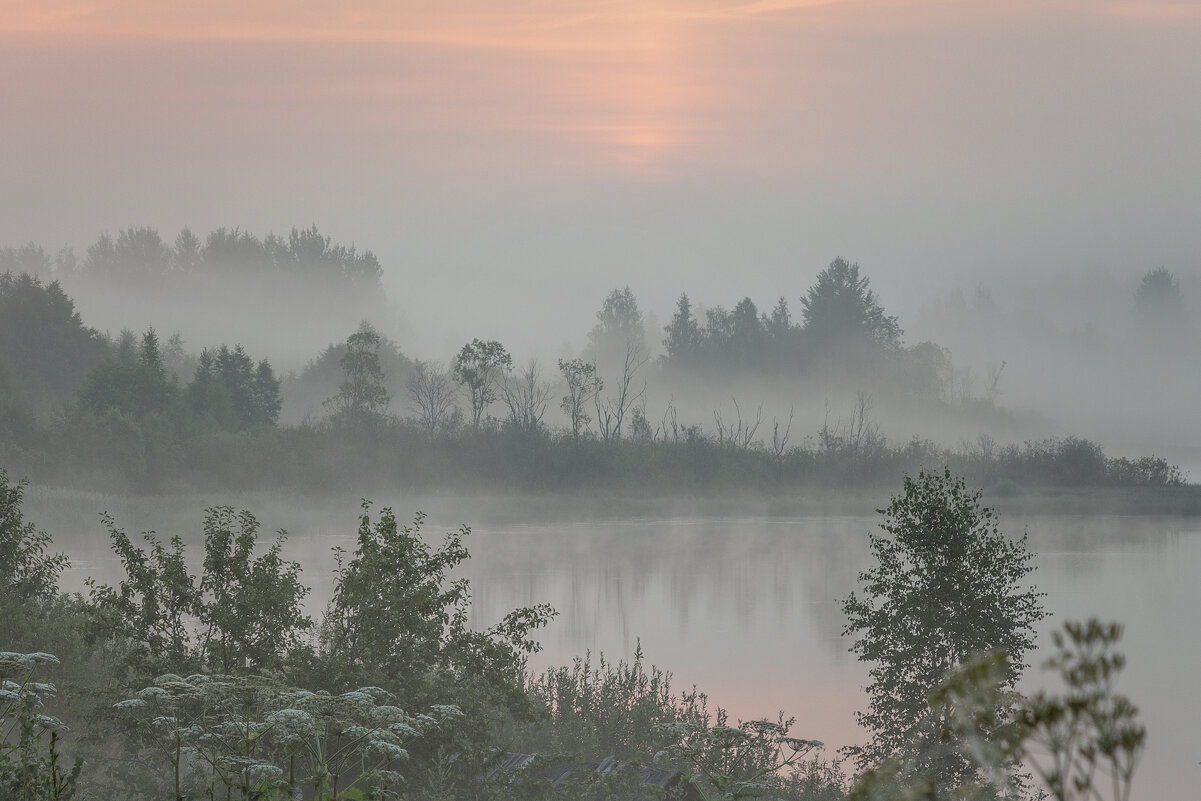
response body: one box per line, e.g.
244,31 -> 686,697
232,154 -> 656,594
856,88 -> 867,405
29,488 -> 1200,800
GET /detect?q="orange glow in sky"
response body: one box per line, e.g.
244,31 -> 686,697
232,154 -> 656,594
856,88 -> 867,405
10,0 -> 1194,176
1,0 -> 1198,187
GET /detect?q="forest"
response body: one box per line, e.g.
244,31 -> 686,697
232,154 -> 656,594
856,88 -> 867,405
0,229 -> 1190,500
7,2 -> 1196,797
0,227 -> 1175,799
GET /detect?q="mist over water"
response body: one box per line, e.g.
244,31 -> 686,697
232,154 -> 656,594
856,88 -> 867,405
4,4 -> 1201,797
13,226 -> 1201,472
35,488 -> 1199,801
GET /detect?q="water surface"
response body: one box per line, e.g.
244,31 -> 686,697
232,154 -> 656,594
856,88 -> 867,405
32,489 -> 1199,800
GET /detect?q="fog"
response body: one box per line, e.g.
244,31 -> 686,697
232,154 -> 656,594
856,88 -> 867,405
10,225 -> 1199,472
3,2 -> 1200,799
25,487 -> 1201,800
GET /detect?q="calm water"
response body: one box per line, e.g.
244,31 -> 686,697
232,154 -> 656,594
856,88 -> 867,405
33,490 -> 1201,800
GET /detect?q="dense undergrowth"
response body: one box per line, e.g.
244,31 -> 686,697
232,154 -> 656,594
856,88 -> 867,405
0,469 -> 846,800
1,411 -> 1186,497
0,467 -> 1147,801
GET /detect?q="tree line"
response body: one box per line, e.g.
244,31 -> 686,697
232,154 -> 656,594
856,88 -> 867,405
581,260 -> 946,397
0,265 -> 1189,495
0,224 -> 383,291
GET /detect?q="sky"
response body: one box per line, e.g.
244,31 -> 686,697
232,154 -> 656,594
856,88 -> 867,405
3,0 -> 1201,358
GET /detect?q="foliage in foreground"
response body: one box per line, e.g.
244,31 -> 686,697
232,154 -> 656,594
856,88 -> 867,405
842,469 -> 1047,788
0,467 -> 1149,801
0,652 -> 81,801
110,671 -> 463,801
933,620 -> 1145,801
852,619 -> 1145,801
519,645 -> 845,801
0,471 -> 69,605
84,506 -> 311,679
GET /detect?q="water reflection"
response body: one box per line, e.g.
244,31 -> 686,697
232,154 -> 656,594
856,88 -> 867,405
33,490 -> 1200,801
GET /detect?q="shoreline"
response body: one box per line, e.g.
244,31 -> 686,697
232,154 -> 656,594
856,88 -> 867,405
21,482 -> 1201,531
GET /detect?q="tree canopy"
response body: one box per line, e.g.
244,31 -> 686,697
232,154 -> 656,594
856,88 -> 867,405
590,286 -> 646,362
188,345 -> 282,430
1134,267 -> 1190,337
73,224 -> 384,291
0,272 -> 110,407
842,469 -> 1046,788
453,339 -> 513,431
79,329 -> 178,420
324,323 -> 392,429
801,257 -> 901,351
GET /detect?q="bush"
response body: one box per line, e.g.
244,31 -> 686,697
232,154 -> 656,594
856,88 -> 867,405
842,469 -> 1047,789
84,506 -> 310,679
0,651 -> 82,801
0,470 -> 68,604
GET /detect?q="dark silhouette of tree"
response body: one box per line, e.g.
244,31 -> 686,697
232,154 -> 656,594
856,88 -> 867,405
766,296 -> 792,339
188,345 -> 281,429
900,342 -> 951,399
83,233 -> 118,278
162,331 -> 196,384
407,360 -> 459,438
325,324 -> 391,428
453,339 -> 512,431
283,329 -> 413,424
764,295 -> 798,366
589,286 -> 646,362
662,293 -> 702,365
0,470 -> 69,603
117,227 -> 171,278
594,341 -> 647,443
1134,267 -> 1190,338
842,469 -> 1046,787
501,360 -> 552,434
171,227 -> 203,273
801,258 -> 901,351
215,345 -> 255,424
202,227 -> 272,276
0,272 -> 109,406
80,328 -> 178,419
187,349 -> 235,427
0,361 -> 36,448
318,505 -> 555,712
558,358 -> 602,439
137,328 -> 174,410
81,227 -> 172,284
703,305 -> 733,355
729,297 -> 765,364
250,359 -> 283,426
268,225 -> 383,289
0,243 -> 52,279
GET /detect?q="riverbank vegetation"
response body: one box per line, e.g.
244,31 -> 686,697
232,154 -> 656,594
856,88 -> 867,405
0,232 -> 1167,797
0,263 -> 1188,498
1,468 -> 1144,800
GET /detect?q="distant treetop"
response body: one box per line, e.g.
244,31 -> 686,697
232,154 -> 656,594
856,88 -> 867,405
800,257 -> 901,351
590,286 -> 647,360
1134,266 -> 1190,337
66,224 -> 384,290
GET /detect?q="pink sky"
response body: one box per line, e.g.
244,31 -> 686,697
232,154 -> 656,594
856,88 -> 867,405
2,1 -> 1201,357
6,1 -> 1199,176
